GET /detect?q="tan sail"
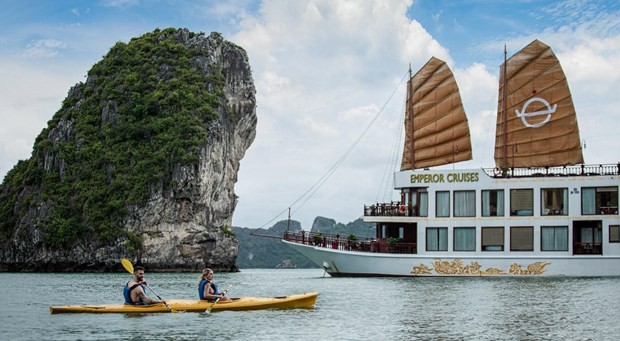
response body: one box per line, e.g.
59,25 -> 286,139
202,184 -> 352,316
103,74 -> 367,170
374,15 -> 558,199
401,57 -> 472,170
494,39 -> 583,168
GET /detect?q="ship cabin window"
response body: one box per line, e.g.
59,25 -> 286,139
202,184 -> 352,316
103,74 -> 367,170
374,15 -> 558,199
426,227 -> 448,251
541,226 -> 568,251
482,227 -> 504,251
573,221 -> 602,255
510,226 -> 533,251
436,191 -> 450,217
454,191 -> 475,217
510,189 -> 533,216
379,223 -> 417,243
541,188 -> 567,216
610,225 -> 619,243
402,188 -> 428,217
454,227 -> 476,251
581,186 -> 618,215
482,190 -> 504,217
419,191 -> 428,217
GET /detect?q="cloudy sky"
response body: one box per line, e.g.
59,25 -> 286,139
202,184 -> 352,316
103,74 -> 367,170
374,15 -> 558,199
1,0 -> 619,230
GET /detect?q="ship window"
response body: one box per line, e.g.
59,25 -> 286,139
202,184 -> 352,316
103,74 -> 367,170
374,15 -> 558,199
436,191 -> 450,217
426,227 -> 448,251
581,186 -> 618,215
408,189 -> 429,217
510,189 -> 533,216
541,188 -> 567,216
482,190 -> 504,217
510,226 -> 533,251
482,227 -> 504,251
573,221 -> 603,255
454,227 -> 476,251
581,225 -> 602,243
541,226 -> 568,251
610,225 -> 619,243
454,191 -> 475,217
419,192 -> 428,217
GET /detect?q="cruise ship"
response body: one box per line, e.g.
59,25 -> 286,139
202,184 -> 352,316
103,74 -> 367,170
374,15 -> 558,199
282,40 -> 620,277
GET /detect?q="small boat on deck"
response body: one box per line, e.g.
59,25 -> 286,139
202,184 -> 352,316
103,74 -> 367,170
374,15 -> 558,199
50,292 -> 318,314
283,40 -> 620,277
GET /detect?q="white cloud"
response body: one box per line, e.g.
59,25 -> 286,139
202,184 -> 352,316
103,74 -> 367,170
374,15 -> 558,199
401,20 -> 452,66
558,36 -> 620,88
185,0 -> 256,24
338,105 -> 377,123
24,39 -> 67,58
299,115 -> 340,138
101,0 -> 139,7
454,62 -> 498,167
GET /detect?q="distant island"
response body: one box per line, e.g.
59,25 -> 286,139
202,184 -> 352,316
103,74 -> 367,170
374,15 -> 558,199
234,216 -> 375,269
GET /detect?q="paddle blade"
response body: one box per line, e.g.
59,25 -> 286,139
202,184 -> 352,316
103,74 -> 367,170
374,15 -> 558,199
121,258 -> 134,274
205,299 -> 219,313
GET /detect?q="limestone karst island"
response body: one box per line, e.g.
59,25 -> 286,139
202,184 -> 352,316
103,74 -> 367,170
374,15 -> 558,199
0,28 -> 257,272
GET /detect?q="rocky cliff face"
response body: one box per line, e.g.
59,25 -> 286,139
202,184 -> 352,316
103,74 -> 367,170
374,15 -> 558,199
0,28 -> 256,272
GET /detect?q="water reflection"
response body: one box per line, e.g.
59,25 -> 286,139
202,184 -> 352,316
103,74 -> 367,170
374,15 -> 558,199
395,277 -> 618,340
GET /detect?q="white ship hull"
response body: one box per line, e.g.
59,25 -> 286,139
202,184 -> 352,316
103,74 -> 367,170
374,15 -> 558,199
283,240 -> 620,277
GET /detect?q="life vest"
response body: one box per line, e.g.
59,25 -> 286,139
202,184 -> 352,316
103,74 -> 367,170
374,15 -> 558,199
198,279 -> 219,300
123,282 -> 145,305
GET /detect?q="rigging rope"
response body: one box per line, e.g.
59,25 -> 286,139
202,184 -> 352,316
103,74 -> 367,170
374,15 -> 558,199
258,71 -> 409,229
376,98 -> 406,203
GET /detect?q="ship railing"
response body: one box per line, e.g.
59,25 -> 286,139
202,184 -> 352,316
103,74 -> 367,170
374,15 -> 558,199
283,231 -> 417,254
573,242 -> 603,255
364,202 -> 417,217
483,163 -> 620,178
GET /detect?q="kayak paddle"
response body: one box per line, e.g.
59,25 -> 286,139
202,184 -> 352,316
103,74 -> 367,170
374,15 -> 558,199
205,285 -> 232,313
121,258 -> 174,312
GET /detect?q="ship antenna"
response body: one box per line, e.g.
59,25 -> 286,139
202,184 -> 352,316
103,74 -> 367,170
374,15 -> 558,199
286,207 -> 291,233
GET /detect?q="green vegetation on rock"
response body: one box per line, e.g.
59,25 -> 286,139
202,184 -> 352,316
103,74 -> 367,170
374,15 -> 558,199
234,222 -> 318,269
311,216 -> 375,238
0,28 -> 225,249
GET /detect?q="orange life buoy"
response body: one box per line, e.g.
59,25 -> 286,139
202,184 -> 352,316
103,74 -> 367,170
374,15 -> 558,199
398,205 -> 407,215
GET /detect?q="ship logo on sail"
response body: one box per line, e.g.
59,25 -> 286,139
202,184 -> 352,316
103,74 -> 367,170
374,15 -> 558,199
515,97 -> 557,128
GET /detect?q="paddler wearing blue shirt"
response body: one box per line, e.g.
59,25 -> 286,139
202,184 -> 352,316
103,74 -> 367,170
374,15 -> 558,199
198,268 -> 230,302
123,265 -> 166,305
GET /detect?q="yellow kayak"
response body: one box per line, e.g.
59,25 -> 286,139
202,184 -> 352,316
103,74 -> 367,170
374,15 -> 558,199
50,292 -> 318,314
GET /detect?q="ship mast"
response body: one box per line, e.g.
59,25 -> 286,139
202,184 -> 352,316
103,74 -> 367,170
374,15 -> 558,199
501,45 -> 508,168
408,63 -> 414,169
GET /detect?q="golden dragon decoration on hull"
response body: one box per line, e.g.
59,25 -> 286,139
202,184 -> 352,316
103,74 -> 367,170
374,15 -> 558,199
411,259 -> 551,276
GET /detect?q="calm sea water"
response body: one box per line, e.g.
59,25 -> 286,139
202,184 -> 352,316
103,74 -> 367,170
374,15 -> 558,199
1,269 -> 619,340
